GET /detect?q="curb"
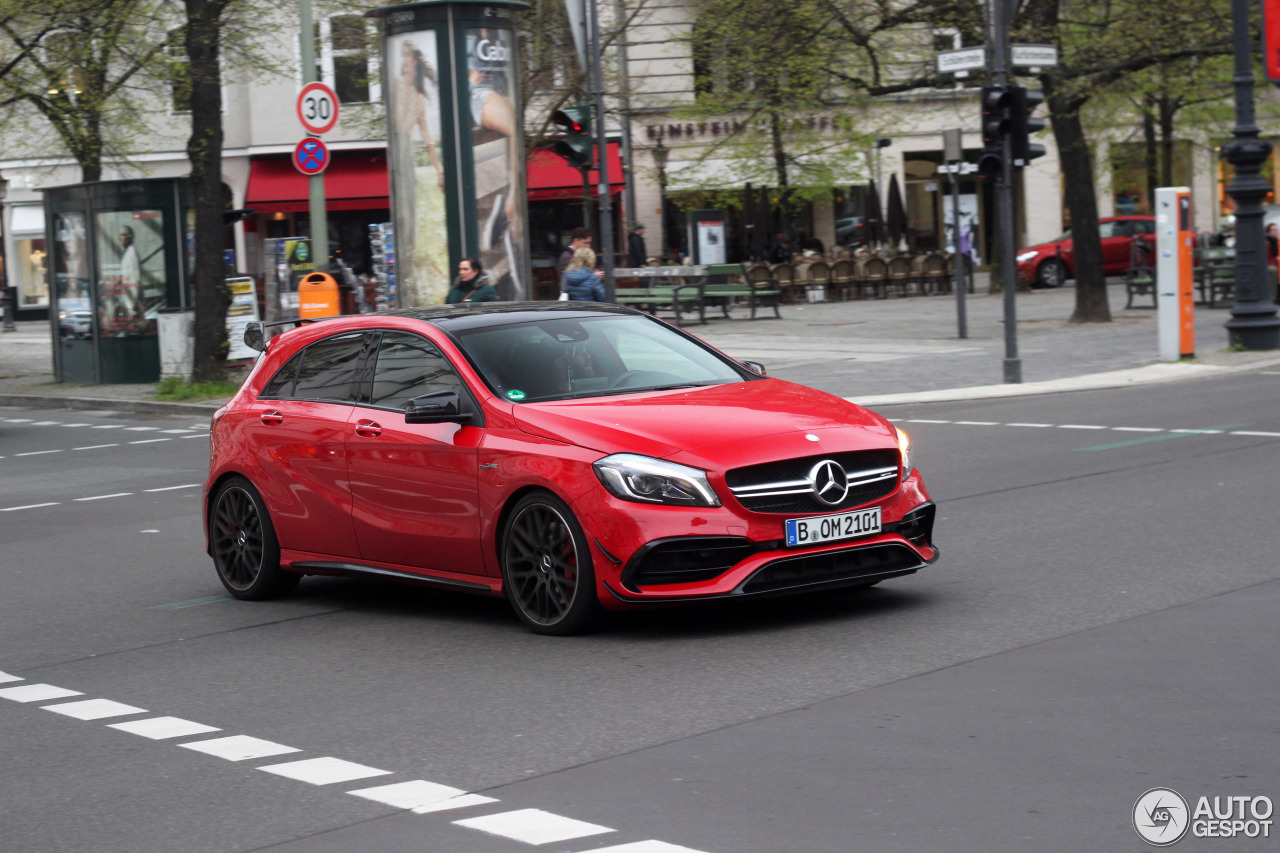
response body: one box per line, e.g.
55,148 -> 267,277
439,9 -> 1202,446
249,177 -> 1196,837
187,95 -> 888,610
0,394 -> 223,416
847,354 -> 1280,408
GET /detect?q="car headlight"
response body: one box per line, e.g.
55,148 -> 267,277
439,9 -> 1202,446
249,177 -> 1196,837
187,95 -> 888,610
1016,251 -> 1039,262
593,454 -> 721,507
895,427 -> 913,479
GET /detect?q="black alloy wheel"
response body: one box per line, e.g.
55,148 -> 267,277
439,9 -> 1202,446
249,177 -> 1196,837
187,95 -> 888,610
500,492 -> 600,635
209,476 -> 299,600
1036,258 -> 1067,288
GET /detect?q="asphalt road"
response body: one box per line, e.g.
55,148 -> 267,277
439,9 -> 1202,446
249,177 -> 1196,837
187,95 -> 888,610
2,369 -> 1278,853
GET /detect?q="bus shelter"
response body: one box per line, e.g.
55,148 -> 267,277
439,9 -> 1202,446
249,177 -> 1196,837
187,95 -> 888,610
45,178 -> 191,384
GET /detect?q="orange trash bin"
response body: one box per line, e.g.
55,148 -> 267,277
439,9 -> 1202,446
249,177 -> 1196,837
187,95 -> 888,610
297,272 -> 341,319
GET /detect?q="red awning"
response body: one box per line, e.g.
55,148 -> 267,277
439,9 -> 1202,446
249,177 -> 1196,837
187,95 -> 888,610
527,143 -> 625,202
246,150 -> 390,213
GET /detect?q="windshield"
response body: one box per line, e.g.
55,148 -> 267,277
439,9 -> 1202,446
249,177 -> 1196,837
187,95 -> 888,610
450,314 -> 754,403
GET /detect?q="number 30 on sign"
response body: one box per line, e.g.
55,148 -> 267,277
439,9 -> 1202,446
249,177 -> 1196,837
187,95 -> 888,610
297,82 -> 340,135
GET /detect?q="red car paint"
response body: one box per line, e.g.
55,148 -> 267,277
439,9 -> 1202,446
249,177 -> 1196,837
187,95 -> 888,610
1016,215 -> 1156,286
206,307 -> 936,613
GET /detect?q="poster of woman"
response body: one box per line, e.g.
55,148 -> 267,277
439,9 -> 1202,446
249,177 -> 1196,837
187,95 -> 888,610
387,31 -> 450,306
466,26 -> 527,300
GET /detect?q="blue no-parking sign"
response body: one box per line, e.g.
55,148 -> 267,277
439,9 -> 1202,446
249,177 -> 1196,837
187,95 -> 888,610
293,137 -> 330,176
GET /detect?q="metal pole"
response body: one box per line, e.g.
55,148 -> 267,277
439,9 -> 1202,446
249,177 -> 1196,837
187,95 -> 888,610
613,0 -> 637,231
1223,0 -> 1280,348
299,0 -> 329,275
951,172 -> 967,339
991,0 -> 1020,381
587,0 -> 615,299
0,187 -> 13,332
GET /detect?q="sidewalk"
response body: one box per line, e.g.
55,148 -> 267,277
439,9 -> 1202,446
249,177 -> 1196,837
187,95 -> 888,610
3,283 -> 1279,415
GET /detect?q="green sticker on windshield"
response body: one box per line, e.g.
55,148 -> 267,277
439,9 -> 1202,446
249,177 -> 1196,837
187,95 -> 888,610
506,389 -> 527,401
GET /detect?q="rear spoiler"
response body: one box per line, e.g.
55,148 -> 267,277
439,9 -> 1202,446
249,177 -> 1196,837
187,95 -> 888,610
242,316 -> 338,353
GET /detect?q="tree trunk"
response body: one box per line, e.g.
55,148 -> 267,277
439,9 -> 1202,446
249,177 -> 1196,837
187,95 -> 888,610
1159,97 -> 1176,187
186,0 -> 231,382
1046,81 -> 1111,323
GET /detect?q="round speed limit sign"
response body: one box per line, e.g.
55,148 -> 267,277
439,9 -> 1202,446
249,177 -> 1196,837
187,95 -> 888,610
297,82 -> 340,135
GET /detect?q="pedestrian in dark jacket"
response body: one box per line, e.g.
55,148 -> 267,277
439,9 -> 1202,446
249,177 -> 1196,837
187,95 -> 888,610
627,223 -> 648,267
446,258 -> 499,304
556,227 -> 594,278
560,248 -> 606,301
768,233 -> 793,264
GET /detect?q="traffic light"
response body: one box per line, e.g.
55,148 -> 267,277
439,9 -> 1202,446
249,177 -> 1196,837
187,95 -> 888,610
552,104 -> 593,169
978,84 -> 1011,178
1009,86 -> 1047,166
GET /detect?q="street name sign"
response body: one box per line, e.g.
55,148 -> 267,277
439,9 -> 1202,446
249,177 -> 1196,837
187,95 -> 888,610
297,82 -> 340,135
1011,44 -> 1058,68
294,138 -> 331,176
938,47 -> 986,74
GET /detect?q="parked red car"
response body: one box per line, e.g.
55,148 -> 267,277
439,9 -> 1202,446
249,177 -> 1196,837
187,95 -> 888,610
205,304 -> 936,634
1017,215 -> 1156,287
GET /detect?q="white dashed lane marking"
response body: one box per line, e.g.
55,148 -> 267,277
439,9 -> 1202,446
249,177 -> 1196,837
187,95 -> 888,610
74,493 -> 133,502
0,502 -> 60,512
109,717 -> 222,739
15,449 -> 62,456
411,793 -> 501,813
125,427 -> 160,432
259,757 -> 393,786
42,699 -> 148,720
590,843 -> 711,853
455,809 -> 615,845
144,484 -> 201,492
1,667 -> 706,853
0,684 -> 83,703
348,780 -> 473,810
179,735 -> 302,762
74,444 -> 119,450
903,419 -> 1280,438
129,439 -> 171,445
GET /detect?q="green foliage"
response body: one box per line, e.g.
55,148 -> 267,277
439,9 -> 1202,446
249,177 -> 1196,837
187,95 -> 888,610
153,376 -> 241,401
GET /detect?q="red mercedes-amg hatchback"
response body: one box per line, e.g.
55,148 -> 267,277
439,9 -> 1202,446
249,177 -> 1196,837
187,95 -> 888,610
205,303 -> 937,634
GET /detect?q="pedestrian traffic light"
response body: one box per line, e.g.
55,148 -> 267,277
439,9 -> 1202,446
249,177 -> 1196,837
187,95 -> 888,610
552,104 -> 593,169
1009,86 -> 1047,166
978,84 -> 1010,178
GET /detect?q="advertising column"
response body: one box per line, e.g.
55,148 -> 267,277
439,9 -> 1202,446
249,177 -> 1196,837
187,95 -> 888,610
370,0 -> 529,307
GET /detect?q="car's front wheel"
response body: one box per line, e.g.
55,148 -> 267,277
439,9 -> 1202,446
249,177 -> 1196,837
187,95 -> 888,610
209,476 -> 300,600
1036,258 -> 1067,288
500,492 -> 600,635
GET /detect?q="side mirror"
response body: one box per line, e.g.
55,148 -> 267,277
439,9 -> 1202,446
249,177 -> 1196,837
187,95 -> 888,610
243,322 -> 266,353
742,360 -> 767,375
405,390 -> 464,424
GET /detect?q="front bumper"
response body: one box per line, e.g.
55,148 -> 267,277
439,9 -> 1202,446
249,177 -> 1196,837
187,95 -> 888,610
574,470 -> 937,607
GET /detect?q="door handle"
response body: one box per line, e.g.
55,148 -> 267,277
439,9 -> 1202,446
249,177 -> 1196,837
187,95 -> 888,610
355,419 -> 382,437
260,411 -> 283,425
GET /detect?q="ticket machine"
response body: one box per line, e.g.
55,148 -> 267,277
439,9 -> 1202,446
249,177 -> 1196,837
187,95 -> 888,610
1156,186 -> 1195,361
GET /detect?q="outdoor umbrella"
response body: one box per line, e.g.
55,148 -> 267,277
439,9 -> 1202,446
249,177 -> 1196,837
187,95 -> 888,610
865,181 -> 884,249
886,173 -> 908,251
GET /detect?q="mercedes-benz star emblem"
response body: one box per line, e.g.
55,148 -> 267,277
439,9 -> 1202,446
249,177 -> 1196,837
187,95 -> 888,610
809,460 -> 849,505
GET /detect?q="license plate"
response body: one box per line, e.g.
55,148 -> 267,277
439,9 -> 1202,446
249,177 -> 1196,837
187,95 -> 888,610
785,507 -> 881,547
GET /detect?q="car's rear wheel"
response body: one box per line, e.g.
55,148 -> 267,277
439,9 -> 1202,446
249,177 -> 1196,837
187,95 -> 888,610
500,492 -> 600,635
209,476 -> 299,600
1036,258 -> 1067,288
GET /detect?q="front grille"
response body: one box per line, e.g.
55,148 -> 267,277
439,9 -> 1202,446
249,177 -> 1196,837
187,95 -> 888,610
725,450 -> 900,514
624,536 -> 759,587
740,543 -> 921,594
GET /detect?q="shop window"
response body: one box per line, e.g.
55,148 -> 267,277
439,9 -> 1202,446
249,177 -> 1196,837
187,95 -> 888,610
317,15 -> 378,104
17,238 -> 48,306
1111,140 -> 1195,215
1217,142 -> 1277,218
41,31 -> 88,103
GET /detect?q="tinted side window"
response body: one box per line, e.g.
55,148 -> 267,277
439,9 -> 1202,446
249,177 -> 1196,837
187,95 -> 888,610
292,332 -> 368,403
371,332 -> 462,410
1135,219 -> 1156,235
261,351 -> 304,399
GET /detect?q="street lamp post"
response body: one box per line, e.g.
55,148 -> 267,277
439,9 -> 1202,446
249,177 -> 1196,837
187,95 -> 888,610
0,171 -> 13,332
652,136 -> 669,263
1223,0 -> 1280,349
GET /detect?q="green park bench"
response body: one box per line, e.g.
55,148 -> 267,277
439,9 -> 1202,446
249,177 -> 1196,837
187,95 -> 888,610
612,266 -> 707,325
700,263 -> 783,320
